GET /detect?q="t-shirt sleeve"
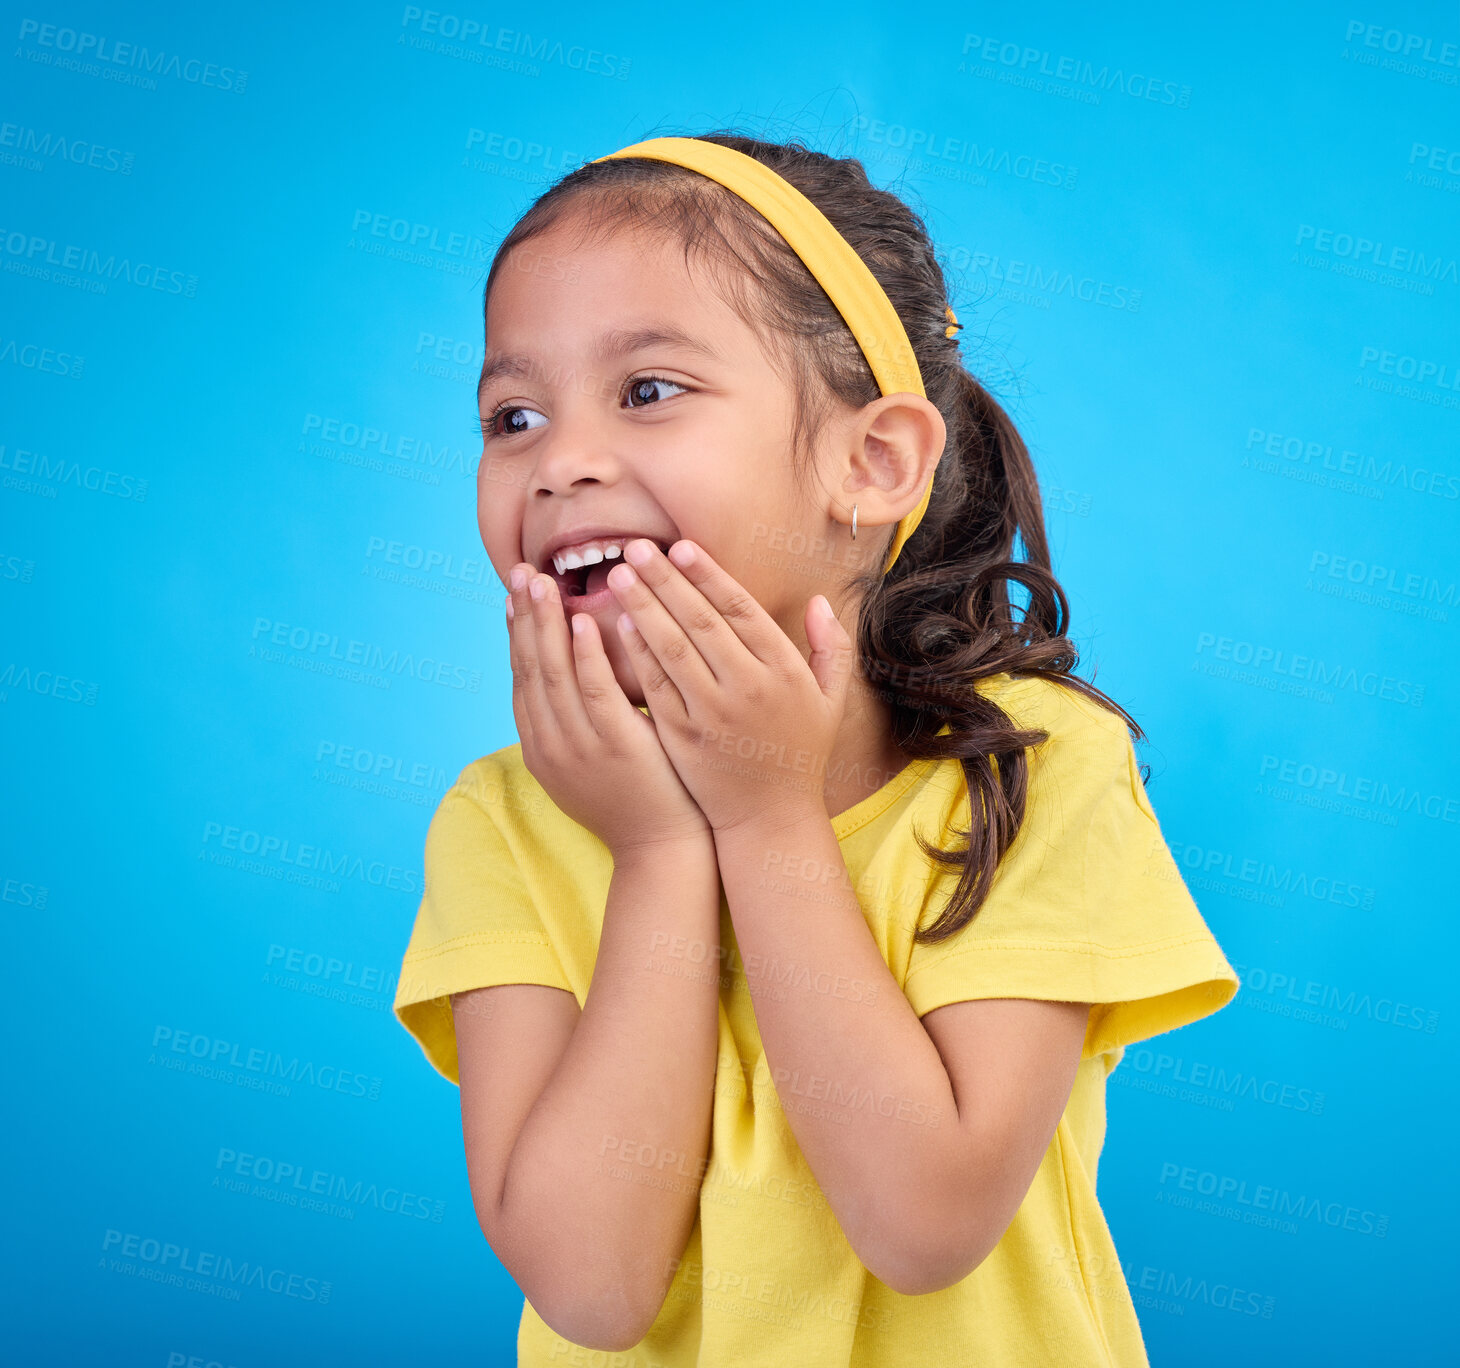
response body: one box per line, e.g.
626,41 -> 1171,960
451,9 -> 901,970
900,693 -> 1239,1061
393,774 -> 574,1085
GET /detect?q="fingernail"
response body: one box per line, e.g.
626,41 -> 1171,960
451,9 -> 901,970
625,539 -> 654,566
510,566 -> 526,591
668,541 -> 695,568
506,597 -> 515,620
609,563 -> 636,589
529,576 -> 546,601
618,612 -> 637,634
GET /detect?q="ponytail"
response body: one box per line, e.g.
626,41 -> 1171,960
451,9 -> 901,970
859,366 -> 1144,943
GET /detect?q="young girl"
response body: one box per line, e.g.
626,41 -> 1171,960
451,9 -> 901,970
393,130 -> 1239,1367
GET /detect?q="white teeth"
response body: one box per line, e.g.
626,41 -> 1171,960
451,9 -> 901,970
551,538 -> 635,577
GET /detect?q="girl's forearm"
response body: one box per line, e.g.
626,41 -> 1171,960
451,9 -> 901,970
712,808 -> 966,1289
500,835 -> 721,1343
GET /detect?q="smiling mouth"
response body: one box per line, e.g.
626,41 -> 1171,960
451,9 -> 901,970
551,540 -> 674,599
562,562 -> 605,599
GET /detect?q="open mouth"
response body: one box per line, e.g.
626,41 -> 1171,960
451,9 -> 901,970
550,540 -> 674,600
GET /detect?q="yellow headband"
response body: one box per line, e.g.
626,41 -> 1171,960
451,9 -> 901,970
590,135 -> 957,576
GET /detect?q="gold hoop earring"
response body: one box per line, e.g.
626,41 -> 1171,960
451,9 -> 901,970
850,503 -> 858,541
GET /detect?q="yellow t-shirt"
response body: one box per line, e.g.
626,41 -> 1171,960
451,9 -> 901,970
393,671 -> 1239,1366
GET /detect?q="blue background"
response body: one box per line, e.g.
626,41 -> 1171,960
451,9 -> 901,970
4,2 -> 1457,1363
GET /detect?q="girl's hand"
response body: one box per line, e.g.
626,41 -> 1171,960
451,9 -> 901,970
506,564 -> 713,860
604,539 -> 855,836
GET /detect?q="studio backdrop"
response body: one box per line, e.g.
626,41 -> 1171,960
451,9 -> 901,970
4,3 -> 1456,1365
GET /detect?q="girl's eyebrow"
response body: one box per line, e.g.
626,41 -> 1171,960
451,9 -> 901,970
477,325 -> 722,403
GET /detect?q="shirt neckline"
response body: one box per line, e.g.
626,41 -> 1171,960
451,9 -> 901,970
830,720 -> 954,840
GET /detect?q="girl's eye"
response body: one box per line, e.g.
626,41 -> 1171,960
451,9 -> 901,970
481,403 -> 547,439
624,375 -> 688,408
481,374 -> 688,440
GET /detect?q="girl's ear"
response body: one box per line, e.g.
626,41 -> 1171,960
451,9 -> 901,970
836,391 -> 947,537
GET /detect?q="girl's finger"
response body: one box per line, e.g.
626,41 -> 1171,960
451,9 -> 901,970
657,539 -> 797,669
508,564 -> 564,754
605,552 -> 719,700
567,610 -> 641,735
613,604 -> 687,722
520,567 -> 592,744
609,539 -> 748,685
505,571 -> 536,754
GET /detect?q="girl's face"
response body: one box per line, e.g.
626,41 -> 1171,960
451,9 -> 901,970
476,215 -> 867,706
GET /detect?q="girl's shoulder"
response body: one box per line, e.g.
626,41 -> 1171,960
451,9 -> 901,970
437,743 -> 607,868
973,671 -> 1149,822
976,670 -> 1134,749
445,741 -> 552,826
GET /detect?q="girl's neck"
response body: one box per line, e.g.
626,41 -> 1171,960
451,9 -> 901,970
822,684 -> 913,822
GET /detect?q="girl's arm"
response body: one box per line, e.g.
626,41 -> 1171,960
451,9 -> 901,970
453,832 -> 721,1351
713,809 -> 1089,1297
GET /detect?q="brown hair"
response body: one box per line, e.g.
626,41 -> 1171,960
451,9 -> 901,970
480,127 -> 1146,945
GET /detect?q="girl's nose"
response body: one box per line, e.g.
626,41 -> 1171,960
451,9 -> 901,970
527,418 -> 620,496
